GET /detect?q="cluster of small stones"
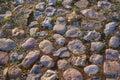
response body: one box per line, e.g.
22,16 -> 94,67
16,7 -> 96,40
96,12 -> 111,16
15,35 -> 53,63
0,0 -> 120,80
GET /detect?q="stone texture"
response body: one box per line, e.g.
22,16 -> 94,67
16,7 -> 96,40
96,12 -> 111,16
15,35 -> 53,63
40,55 -> 54,68
21,50 -> 40,68
67,39 -> 86,54
63,68 -> 83,80
0,51 -> 9,65
39,40 -> 54,54
109,36 -> 120,48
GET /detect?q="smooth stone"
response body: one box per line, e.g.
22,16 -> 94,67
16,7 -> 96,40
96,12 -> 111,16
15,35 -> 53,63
104,22 -> 118,36
0,51 -> 9,65
22,38 -> 37,50
104,61 -> 120,77
56,17 -> 66,25
21,50 -> 40,68
39,40 -> 54,54
109,36 -> 120,48
36,31 -> 48,39
90,42 -> 105,52
65,27 -> 82,38
41,70 -> 58,80
53,24 -> 67,35
84,65 -> 99,75
46,0 -> 56,5
12,28 -> 25,38
89,54 -> 103,65
53,47 -> 70,58
63,68 -> 83,80
84,30 -> 101,41
67,39 -> 86,54
0,38 -> 16,51
28,21 -> 39,28
29,28 -> 39,36
40,55 -> 54,68
8,66 -> 22,79
105,49 -> 119,61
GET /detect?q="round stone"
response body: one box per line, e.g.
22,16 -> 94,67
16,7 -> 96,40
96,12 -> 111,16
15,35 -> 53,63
63,68 -> 83,80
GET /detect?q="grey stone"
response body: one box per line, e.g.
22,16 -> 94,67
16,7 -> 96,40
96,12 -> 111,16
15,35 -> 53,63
41,70 -> 58,80
29,64 -> 41,74
84,30 -> 101,41
71,55 -> 87,66
46,0 -> 56,5
14,0 -> 24,4
42,17 -> 52,29
0,38 -> 16,51
0,30 -> 4,38
90,42 -> 105,52
21,50 -> 40,68
98,1 -> 115,10
40,55 -> 54,68
22,38 -> 37,50
12,28 -> 25,37
34,11 -> 43,20
104,61 -> 120,77
53,24 -> 67,35
52,34 -> 66,46
53,47 -> 70,58
39,40 -> 54,54
0,51 -> 9,65
81,9 -> 106,21
10,52 -> 18,62
28,21 -> 39,28
65,27 -> 82,38
67,39 -> 86,54
81,20 -> 102,30
29,28 -> 39,36
57,59 -> 69,70
104,22 -> 118,36
8,66 -> 22,79
89,54 -> 103,65
74,0 -> 89,9
26,74 -> 41,80
36,31 -> 48,38
56,17 -> 66,25
56,9 -> 68,16
62,0 -> 73,9
44,7 -> 56,16
84,65 -> 99,75
105,49 -> 119,61
2,21 -> 14,29
63,68 -> 83,80
36,2 -> 46,11
109,36 -> 120,48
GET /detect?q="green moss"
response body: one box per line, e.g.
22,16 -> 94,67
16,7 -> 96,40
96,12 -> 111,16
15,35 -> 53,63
4,17 -> 12,22
57,0 -> 63,4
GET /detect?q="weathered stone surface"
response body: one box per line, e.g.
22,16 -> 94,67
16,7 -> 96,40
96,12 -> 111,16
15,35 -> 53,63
105,49 -> 119,61
0,38 -> 16,51
84,30 -> 101,41
29,64 -> 41,74
22,38 -> 37,50
89,54 -> 103,65
68,39 -> 86,54
57,59 -> 69,70
65,27 -> 82,38
36,2 -> 46,11
53,47 -> 70,58
109,36 -> 120,48
90,42 -> 105,52
104,61 -> 120,77
39,40 -> 54,54
40,55 -> 54,68
84,65 -> 99,75
44,7 -> 56,16
63,68 -> 83,80
8,66 -> 22,79
0,51 -> 9,65
21,50 -> 40,68
42,17 -> 53,29
62,0 -> 73,9
41,70 -> 58,80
